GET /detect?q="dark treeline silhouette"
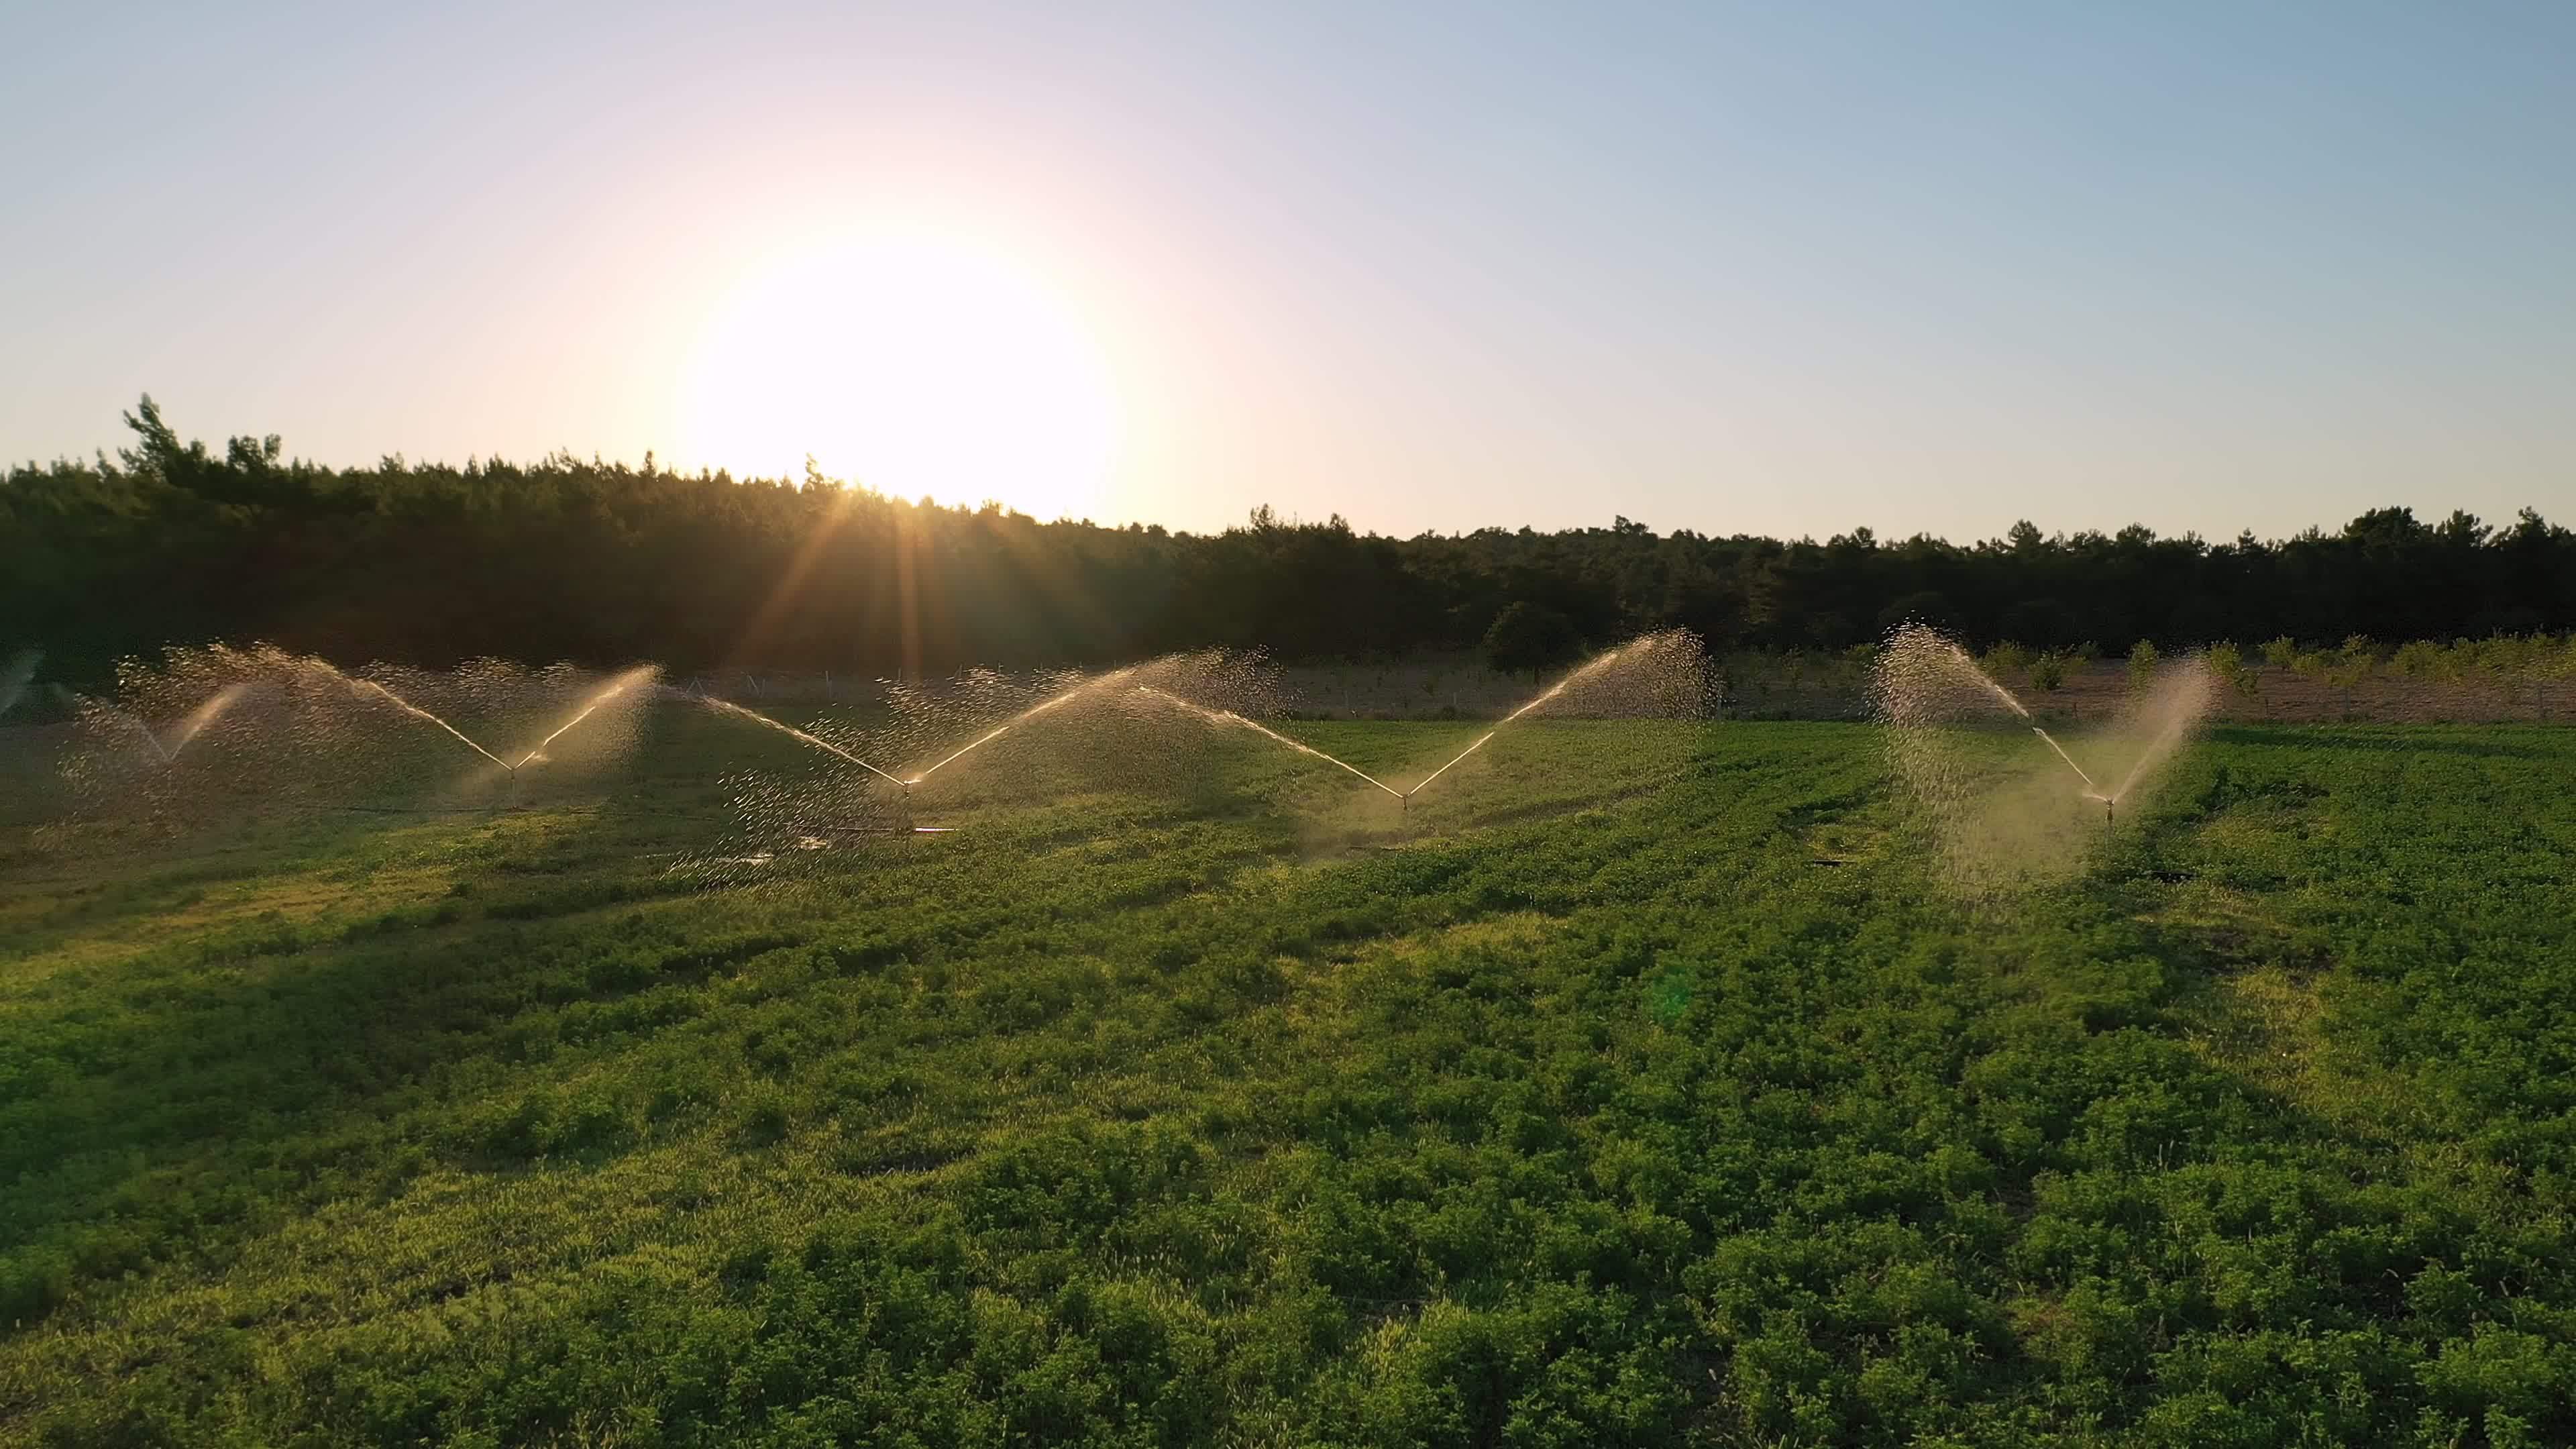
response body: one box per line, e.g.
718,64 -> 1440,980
8,399 -> 2575,682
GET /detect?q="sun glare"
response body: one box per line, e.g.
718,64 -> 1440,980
680,231 -> 1122,519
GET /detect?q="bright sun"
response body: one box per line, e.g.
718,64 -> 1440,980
680,231 -> 1122,519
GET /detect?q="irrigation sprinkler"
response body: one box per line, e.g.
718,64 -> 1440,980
61,637 -> 1719,847
820,778 -> 961,837
680,690 -> 955,834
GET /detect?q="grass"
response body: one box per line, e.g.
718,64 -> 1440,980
2,714 -> 2573,1446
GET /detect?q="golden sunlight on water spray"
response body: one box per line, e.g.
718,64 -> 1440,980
118,711 -> 174,763
58,645 -> 662,828
159,682 -> 251,761
1130,685 -> 1403,796
2104,658 -> 2219,804
677,652 -> 1285,881
86,677 -> 254,768
1939,637 -> 2033,720
514,667 -> 659,767
1500,645 -> 1627,725
904,666 -> 1136,784
1872,623 -> 2218,892
1402,731 -> 1495,796
1402,643 -> 1633,798
305,661 -> 517,771
686,694 -> 908,786
2031,727 -> 2100,796
1879,628 -> 2104,796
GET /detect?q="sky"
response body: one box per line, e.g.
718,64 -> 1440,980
7,1 -> 2573,541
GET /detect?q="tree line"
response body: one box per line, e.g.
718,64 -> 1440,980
7,398 -> 2573,684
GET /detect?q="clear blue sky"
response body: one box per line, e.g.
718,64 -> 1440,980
8,1 -> 2572,541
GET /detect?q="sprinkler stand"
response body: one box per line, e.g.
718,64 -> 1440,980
824,780 -> 955,836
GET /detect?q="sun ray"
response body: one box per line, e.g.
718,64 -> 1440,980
680,229 -> 1121,522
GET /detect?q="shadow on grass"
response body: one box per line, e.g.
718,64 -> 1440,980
0,717 -> 1876,1346
0,757 -> 1397,1334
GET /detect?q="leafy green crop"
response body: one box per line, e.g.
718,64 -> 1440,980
2,718 -> 2571,1446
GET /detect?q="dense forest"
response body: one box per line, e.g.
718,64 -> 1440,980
7,398 -> 2574,681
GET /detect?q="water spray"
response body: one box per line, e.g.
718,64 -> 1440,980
164,683 -> 250,760
684,692 -> 907,786
1399,644 -> 1630,804
88,681 -> 251,769
679,690 -> 944,831
0,648 -> 38,720
1130,686 -> 1403,797
1876,625 -> 2221,888
905,666 -> 1139,785
689,671 -> 1167,837
119,711 -> 175,765
325,667 -> 517,772
2029,724 -> 2100,796
513,667 -> 656,769
54,638 -> 1713,843
1403,731 -> 1493,799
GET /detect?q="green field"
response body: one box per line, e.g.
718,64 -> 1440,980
4,716 -> 2574,1446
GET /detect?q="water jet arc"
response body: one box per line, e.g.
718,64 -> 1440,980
1917,634 -> 2106,797
684,693 -> 908,786
164,683 -> 250,759
118,712 -> 174,764
1130,686 -> 1403,798
2104,703 -> 2199,804
1403,644 -> 1628,800
513,668 -> 656,769
317,665 -> 516,772
906,667 -> 1138,785
109,683 -> 255,767
2029,726 -> 2100,796
1403,731 -> 1494,798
